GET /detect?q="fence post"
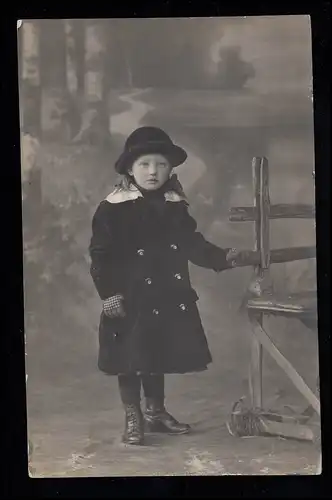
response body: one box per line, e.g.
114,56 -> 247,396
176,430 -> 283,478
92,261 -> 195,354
248,157 -> 270,410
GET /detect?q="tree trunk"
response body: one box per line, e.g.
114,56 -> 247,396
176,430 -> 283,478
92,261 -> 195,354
72,19 -> 110,148
64,19 -> 78,95
63,19 -> 83,139
19,20 -> 42,233
39,20 -> 76,142
20,20 -> 41,137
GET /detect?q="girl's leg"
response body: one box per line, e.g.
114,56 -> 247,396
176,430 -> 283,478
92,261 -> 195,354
141,373 -> 165,406
118,374 -> 141,405
141,374 -> 191,434
118,374 -> 144,445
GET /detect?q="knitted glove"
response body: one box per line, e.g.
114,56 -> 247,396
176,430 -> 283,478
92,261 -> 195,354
103,294 -> 125,318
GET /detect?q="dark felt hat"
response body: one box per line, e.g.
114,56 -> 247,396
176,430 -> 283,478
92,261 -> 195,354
114,126 -> 188,174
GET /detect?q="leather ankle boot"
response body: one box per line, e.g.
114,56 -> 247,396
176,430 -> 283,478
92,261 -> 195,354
122,404 -> 144,445
144,398 -> 191,435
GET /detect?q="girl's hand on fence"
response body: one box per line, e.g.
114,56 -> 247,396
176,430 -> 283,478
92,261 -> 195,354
103,294 -> 126,318
226,247 -> 241,267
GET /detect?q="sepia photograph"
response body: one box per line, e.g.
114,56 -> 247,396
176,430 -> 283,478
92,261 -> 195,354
18,15 -> 321,477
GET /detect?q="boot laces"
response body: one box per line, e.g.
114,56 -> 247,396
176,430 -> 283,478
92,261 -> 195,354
127,405 -> 141,430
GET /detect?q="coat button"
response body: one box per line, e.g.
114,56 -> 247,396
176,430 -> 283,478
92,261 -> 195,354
179,303 -> 187,311
152,309 -> 159,315
145,278 -> 152,285
174,273 -> 182,280
170,244 -> 178,250
137,249 -> 145,256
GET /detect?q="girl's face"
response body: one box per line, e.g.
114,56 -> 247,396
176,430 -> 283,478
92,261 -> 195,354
128,154 -> 172,191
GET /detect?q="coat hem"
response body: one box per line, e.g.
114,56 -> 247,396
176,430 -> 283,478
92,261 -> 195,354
98,365 -> 210,376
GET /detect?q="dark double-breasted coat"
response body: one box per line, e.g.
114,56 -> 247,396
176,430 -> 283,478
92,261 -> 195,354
89,182 -> 232,376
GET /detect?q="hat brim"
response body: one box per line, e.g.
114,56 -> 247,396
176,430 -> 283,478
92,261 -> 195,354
115,144 -> 187,174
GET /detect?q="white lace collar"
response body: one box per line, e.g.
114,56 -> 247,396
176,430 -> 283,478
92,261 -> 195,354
105,183 -> 188,204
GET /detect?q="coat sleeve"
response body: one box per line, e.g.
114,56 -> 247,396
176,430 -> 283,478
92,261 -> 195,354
180,203 -> 232,272
89,202 -> 124,300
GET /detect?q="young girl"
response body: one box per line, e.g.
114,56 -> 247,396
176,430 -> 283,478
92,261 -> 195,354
89,126 -> 240,445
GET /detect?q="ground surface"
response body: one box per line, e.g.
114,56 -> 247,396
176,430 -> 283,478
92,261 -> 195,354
27,369 -> 320,477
